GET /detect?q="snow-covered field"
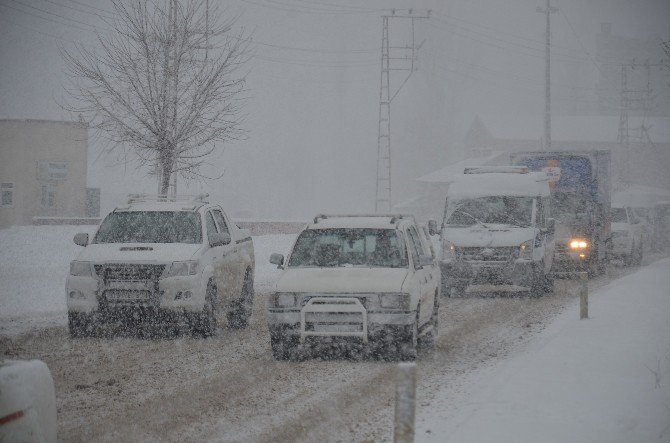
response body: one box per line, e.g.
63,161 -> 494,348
1,225 -> 669,441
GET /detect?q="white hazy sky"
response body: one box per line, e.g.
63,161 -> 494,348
1,0 -> 669,218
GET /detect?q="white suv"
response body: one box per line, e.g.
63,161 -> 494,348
267,214 -> 440,360
66,194 -> 255,337
611,206 -> 643,266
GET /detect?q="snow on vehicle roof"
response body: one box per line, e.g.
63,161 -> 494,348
114,200 -> 206,212
448,172 -> 550,200
307,215 -> 413,230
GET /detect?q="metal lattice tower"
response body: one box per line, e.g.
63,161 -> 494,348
375,10 -> 429,213
537,0 -> 557,151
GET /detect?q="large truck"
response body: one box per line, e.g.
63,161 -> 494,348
510,150 -> 611,276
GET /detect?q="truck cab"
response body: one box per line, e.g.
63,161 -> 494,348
434,167 -> 555,297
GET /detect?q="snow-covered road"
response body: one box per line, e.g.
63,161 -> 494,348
1,226 -> 667,441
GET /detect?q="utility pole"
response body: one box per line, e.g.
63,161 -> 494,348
375,9 -> 429,213
537,0 -> 557,151
616,60 -> 665,189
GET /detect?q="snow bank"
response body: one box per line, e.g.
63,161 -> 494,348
417,259 -> 670,442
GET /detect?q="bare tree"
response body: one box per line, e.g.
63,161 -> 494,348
63,0 -> 250,194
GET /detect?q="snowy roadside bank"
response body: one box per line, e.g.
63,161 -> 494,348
417,258 -> 670,443
0,225 -> 295,335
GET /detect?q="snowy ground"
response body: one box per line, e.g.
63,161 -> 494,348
1,225 -> 669,441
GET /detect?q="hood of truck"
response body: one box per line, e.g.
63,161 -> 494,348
75,243 -> 203,263
555,222 -> 591,241
275,267 -> 409,294
611,222 -> 631,233
442,225 -> 536,247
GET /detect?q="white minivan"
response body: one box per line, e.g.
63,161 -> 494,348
431,167 -> 555,297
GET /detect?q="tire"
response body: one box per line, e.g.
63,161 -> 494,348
634,242 -> 644,266
543,273 -> 554,293
227,271 -> 254,329
397,312 -> 418,361
270,332 -> 297,361
530,263 -> 546,298
192,282 -> 217,337
418,295 -> 439,348
68,312 -> 95,338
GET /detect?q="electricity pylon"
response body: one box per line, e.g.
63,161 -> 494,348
375,9 -> 429,213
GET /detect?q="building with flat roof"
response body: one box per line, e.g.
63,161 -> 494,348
0,119 -> 91,229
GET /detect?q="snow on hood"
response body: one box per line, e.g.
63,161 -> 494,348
611,222 -> 630,233
442,225 -> 536,247
75,243 -> 203,263
275,267 -> 408,293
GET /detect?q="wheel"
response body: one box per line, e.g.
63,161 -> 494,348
418,295 -> 439,348
530,263 -> 546,298
634,242 -> 644,266
68,312 -> 95,338
191,281 -> 217,337
270,331 -> 297,360
543,273 -> 554,293
397,312 -> 418,361
227,271 -> 254,329
623,243 -> 635,267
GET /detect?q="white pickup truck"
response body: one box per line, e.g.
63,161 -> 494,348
430,167 -> 555,297
66,194 -> 255,337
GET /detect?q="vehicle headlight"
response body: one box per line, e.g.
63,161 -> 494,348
442,239 -> 456,259
273,292 -> 298,308
379,292 -> 410,310
166,260 -> 199,277
519,240 -> 533,260
70,261 -> 93,277
569,239 -> 589,249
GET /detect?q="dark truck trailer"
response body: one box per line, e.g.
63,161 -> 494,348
510,150 -> 611,277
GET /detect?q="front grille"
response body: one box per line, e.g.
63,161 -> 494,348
304,312 -> 365,333
457,247 -> 516,262
301,294 -> 371,309
94,264 -> 166,283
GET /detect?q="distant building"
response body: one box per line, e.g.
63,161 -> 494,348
0,119 -> 91,229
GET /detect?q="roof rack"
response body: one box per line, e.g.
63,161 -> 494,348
464,166 -> 528,174
312,214 -> 415,225
126,193 -> 210,204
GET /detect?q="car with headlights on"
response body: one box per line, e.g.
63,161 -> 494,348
267,214 -> 440,360
66,194 -> 255,337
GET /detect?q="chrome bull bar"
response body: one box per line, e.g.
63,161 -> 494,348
299,297 -> 368,343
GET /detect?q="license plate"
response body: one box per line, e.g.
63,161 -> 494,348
106,290 -> 150,301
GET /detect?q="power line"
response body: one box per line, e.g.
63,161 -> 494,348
7,0 -> 103,32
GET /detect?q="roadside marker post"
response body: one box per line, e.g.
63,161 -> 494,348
579,272 -> 589,319
394,362 -> 417,443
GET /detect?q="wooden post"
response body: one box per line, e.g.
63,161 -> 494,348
579,271 -> 588,319
394,362 -> 417,443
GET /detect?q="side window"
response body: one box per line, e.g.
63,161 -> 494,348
212,209 -> 230,235
205,211 -> 218,243
406,227 -> 423,269
1,183 -> 14,207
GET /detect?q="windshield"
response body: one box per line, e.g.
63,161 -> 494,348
550,192 -> 589,221
288,228 -> 408,268
445,196 -> 534,227
94,211 -> 202,244
611,208 -> 628,223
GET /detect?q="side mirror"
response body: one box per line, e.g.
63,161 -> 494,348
269,253 -> 284,267
209,232 -> 231,247
418,255 -> 434,268
73,233 -> 89,246
428,219 -> 439,236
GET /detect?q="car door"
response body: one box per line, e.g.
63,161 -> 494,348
210,208 -> 240,302
203,210 -> 225,302
406,226 -> 432,325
